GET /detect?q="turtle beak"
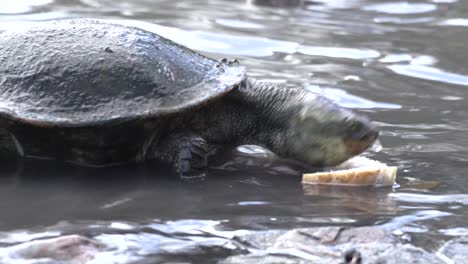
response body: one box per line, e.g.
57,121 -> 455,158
343,129 -> 379,156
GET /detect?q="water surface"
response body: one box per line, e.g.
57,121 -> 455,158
1,0 -> 468,262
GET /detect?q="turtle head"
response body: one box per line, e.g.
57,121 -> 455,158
282,94 -> 379,166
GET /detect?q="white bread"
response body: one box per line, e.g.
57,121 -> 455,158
302,156 -> 397,187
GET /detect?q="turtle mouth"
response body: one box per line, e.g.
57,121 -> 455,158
343,130 -> 379,156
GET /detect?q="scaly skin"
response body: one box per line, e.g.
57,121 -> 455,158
0,77 -> 377,178
147,78 -> 379,177
0,21 -> 378,177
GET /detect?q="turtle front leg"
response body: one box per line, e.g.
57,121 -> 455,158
176,137 -> 209,179
149,133 -> 209,179
0,129 -> 18,159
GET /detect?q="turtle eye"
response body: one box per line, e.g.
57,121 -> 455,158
350,122 -> 363,132
346,122 -> 369,140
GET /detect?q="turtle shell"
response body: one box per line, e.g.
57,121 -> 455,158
0,20 -> 246,127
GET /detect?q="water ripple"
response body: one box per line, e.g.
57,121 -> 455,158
376,122 -> 468,131
306,85 -> 401,109
363,2 -> 437,14
439,228 -> 468,236
111,19 -> 380,60
0,231 -> 61,244
388,64 -> 468,86
110,19 -> 298,56
394,143 -> 468,153
1,19 -> 382,60
0,0 -> 53,14
374,17 -> 434,24
380,54 -> 437,65
236,201 -> 271,206
297,46 -> 380,60
380,210 -> 452,230
439,18 -> 468,27
390,193 -> 468,205
215,18 -> 265,29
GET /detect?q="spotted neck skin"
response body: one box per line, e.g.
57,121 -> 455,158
181,77 -> 308,157
173,77 -> 373,167
229,78 -> 307,152
200,77 -> 373,166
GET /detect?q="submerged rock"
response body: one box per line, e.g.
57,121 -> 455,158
5,235 -> 102,264
2,226 -> 464,264
224,226 -> 443,264
438,235 -> 468,264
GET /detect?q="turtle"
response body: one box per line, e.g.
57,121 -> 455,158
0,20 -> 379,178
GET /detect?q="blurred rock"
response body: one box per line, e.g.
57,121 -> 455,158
224,226 -> 444,264
438,235 -> 468,264
6,235 -> 102,264
3,227 -> 464,264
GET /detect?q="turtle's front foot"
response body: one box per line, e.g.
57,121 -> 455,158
149,132 -> 210,179
175,136 -> 208,180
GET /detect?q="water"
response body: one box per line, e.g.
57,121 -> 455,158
1,0 -> 468,262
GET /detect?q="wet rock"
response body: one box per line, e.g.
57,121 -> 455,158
225,226 -> 444,264
438,235 -> 468,263
275,226 -> 396,246
353,243 -> 441,264
221,255 -> 310,264
0,227 -> 454,264
6,235 -> 102,264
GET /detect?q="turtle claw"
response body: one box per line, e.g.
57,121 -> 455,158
175,137 -> 208,179
177,158 -> 207,180
219,58 -> 228,64
228,59 -> 239,66
218,58 -> 240,67
180,172 -> 207,182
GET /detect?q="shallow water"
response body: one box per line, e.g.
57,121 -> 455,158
1,0 -> 468,262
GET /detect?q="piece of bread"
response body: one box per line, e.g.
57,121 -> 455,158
302,156 -> 397,187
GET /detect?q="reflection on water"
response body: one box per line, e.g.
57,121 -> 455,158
305,85 -> 401,109
302,185 -> 398,216
363,2 -> 437,14
388,64 -> 468,86
1,0 -> 468,262
391,193 -> 468,205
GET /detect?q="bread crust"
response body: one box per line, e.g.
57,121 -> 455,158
302,157 -> 397,187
